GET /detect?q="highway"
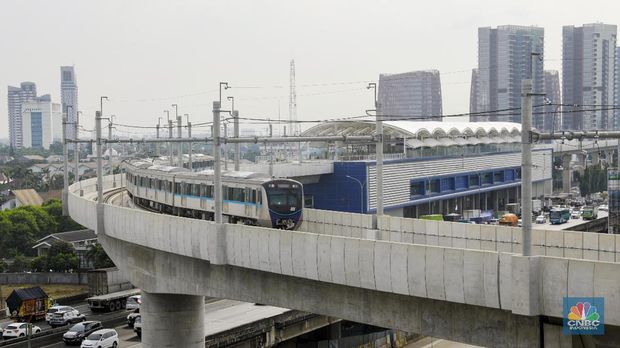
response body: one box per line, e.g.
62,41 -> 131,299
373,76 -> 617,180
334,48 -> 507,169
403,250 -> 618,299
535,210 -> 608,231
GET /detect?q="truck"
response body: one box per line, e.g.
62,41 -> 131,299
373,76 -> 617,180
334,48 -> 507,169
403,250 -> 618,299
506,203 -> 521,216
581,206 -> 599,220
86,288 -> 141,312
463,209 -> 481,221
498,213 -> 518,227
5,286 -> 52,322
88,267 -> 133,296
532,199 -> 542,215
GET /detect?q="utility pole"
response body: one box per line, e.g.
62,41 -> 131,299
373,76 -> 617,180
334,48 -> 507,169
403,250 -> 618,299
156,118 -> 161,157
213,101 -> 222,223
108,116 -> 115,187
177,115 -> 183,168
368,83 -> 383,216
62,115 -> 69,216
228,96 -> 240,172
223,122 -> 228,171
186,114 -> 192,170
269,119 -> 274,177
521,79 -> 533,256
74,110 -> 80,186
95,111 -> 104,235
168,118 -> 173,166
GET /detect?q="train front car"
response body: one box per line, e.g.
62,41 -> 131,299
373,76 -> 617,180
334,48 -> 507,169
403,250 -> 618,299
263,179 -> 303,230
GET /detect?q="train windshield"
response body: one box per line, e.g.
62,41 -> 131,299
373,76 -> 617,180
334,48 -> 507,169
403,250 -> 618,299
265,181 -> 302,213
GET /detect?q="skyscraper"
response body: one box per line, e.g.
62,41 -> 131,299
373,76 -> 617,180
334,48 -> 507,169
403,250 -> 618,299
61,66 -> 78,140
615,46 -> 620,130
21,95 -> 62,149
562,23 -> 617,131
542,70 -> 561,132
472,25 -> 544,123
378,70 -> 442,121
469,69 -> 479,114
7,82 -> 37,149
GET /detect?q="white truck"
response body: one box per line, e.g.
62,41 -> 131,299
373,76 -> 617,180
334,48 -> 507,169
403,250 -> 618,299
532,199 -> 542,215
86,289 -> 141,312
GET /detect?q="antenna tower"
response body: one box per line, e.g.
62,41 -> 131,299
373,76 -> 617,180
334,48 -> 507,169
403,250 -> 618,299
289,60 -> 297,135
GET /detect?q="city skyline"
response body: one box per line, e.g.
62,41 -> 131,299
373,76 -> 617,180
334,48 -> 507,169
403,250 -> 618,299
1,1 -> 620,140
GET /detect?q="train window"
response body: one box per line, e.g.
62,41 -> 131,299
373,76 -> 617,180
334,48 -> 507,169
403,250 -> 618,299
200,184 -> 206,197
168,181 -> 173,192
206,185 -> 213,198
192,184 -> 200,196
175,183 -> 181,194
250,189 -> 257,203
231,188 -> 244,202
223,186 -> 229,200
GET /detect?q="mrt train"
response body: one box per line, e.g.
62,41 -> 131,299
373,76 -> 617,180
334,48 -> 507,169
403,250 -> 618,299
124,160 -> 303,230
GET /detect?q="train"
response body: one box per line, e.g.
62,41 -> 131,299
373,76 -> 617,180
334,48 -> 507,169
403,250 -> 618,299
123,159 -> 304,230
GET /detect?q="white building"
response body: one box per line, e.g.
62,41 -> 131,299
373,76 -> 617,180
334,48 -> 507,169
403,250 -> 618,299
7,82 -> 37,149
21,95 -> 62,149
61,66 -> 78,141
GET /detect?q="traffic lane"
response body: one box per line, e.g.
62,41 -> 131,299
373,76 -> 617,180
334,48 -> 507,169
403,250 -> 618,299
0,313 -> 128,348
39,325 -> 140,348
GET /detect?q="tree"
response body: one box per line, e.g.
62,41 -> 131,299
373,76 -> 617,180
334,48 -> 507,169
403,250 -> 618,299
8,254 -> 30,272
44,242 -> 78,272
30,256 -> 46,272
86,243 -> 115,269
42,199 -> 84,232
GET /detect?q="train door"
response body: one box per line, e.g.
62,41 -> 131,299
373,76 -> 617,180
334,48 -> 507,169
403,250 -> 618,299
180,182 -> 187,207
200,183 -> 207,209
244,187 -> 252,217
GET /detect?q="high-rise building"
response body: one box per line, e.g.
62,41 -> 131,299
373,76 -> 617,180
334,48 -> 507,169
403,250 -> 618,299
7,82 -> 37,149
472,25 -> 544,123
562,23 -> 617,131
541,70 -> 561,132
378,70 -> 442,121
21,95 -> 62,149
615,46 -> 620,130
469,69 -> 479,115
61,66 -> 78,140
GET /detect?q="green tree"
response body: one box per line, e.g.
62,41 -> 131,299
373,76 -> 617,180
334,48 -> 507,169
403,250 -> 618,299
0,260 -> 7,272
19,206 -> 58,238
86,243 -> 115,269
42,199 -> 84,232
30,256 -> 46,272
8,254 -> 30,272
45,242 -> 78,272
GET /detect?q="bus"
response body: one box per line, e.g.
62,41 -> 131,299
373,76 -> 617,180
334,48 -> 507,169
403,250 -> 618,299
549,207 -> 571,224
581,206 -> 598,220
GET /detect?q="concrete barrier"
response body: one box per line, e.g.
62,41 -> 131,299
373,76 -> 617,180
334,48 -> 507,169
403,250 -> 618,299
0,272 -> 88,285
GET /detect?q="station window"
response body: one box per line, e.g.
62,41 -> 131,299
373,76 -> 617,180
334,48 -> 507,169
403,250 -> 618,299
410,181 -> 426,197
441,177 -> 455,191
469,174 -> 479,187
430,179 -> 440,193
455,175 -> 468,190
515,168 -> 522,180
494,171 -> 504,182
482,172 -> 493,185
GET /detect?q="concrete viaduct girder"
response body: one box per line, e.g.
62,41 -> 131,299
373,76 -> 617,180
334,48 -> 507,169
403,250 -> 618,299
69,175 -> 620,347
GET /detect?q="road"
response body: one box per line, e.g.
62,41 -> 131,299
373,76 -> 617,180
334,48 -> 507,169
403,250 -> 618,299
38,324 -> 140,348
405,337 -> 482,348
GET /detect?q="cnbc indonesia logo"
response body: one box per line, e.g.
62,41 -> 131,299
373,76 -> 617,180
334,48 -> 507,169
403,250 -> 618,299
564,297 -> 605,335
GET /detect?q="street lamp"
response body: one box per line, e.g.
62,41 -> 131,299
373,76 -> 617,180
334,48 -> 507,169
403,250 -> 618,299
345,175 -> 365,213
367,83 -> 377,108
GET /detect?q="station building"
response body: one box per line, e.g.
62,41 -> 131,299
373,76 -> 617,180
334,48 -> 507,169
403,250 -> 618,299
295,121 -> 553,218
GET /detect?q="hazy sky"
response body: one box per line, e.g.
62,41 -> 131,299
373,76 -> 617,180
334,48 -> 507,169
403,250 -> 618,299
1,0 -> 619,139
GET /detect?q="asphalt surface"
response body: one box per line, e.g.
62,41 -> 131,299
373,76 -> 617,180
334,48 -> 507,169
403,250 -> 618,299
1,302 -> 132,348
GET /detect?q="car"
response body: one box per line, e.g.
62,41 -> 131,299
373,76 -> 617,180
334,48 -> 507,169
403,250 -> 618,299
535,215 -> 545,224
133,315 -> 141,338
125,295 -> 141,310
0,322 -> 10,339
126,308 -> 140,327
63,321 -> 103,345
599,205 -> 609,212
46,305 -> 73,323
571,211 -> 580,219
517,219 -> 523,227
50,307 -> 86,327
80,329 -> 119,348
2,323 -> 41,339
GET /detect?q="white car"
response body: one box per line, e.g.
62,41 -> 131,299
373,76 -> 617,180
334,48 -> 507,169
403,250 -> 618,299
46,305 -> 73,323
127,308 -> 140,327
133,315 -> 142,337
49,307 -> 86,327
80,329 -> 119,348
2,323 -> 41,339
599,205 -> 609,212
535,215 -> 545,224
126,295 -> 141,310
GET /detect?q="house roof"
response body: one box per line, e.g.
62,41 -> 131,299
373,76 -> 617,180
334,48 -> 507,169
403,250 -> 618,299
13,189 -> 44,206
34,229 -> 97,246
22,155 -> 46,161
6,287 -> 48,313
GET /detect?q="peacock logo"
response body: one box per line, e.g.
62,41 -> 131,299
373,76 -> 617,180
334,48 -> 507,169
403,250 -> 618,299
567,302 -> 600,322
564,297 -> 605,335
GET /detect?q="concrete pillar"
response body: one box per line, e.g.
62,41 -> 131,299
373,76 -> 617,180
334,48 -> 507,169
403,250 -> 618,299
577,153 -> 585,176
141,292 -> 205,348
562,154 -> 572,194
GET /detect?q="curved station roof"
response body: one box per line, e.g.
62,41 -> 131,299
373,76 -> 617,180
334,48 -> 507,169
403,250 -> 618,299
302,121 -> 522,149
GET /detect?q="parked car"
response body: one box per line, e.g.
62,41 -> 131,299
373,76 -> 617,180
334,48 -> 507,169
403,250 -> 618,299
2,323 -> 41,339
134,315 -> 142,337
127,308 -> 140,327
125,295 -> 141,310
0,322 -> 10,339
50,307 -> 86,327
46,305 -> 73,323
535,215 -> 546,224
63,321 -> 103,345
80,329 -> 119,348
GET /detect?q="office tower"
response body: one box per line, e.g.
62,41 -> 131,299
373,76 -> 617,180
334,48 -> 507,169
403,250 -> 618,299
61,66 -> 78,140
615,46 -> 620,130
7,82 -> 37,149
562,23 -> 617,131
378,70 -> 442,121
470,69 -> 479,114
21,95 -> 62,149
542,70 -> 561,132
472,25 -> 544,123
